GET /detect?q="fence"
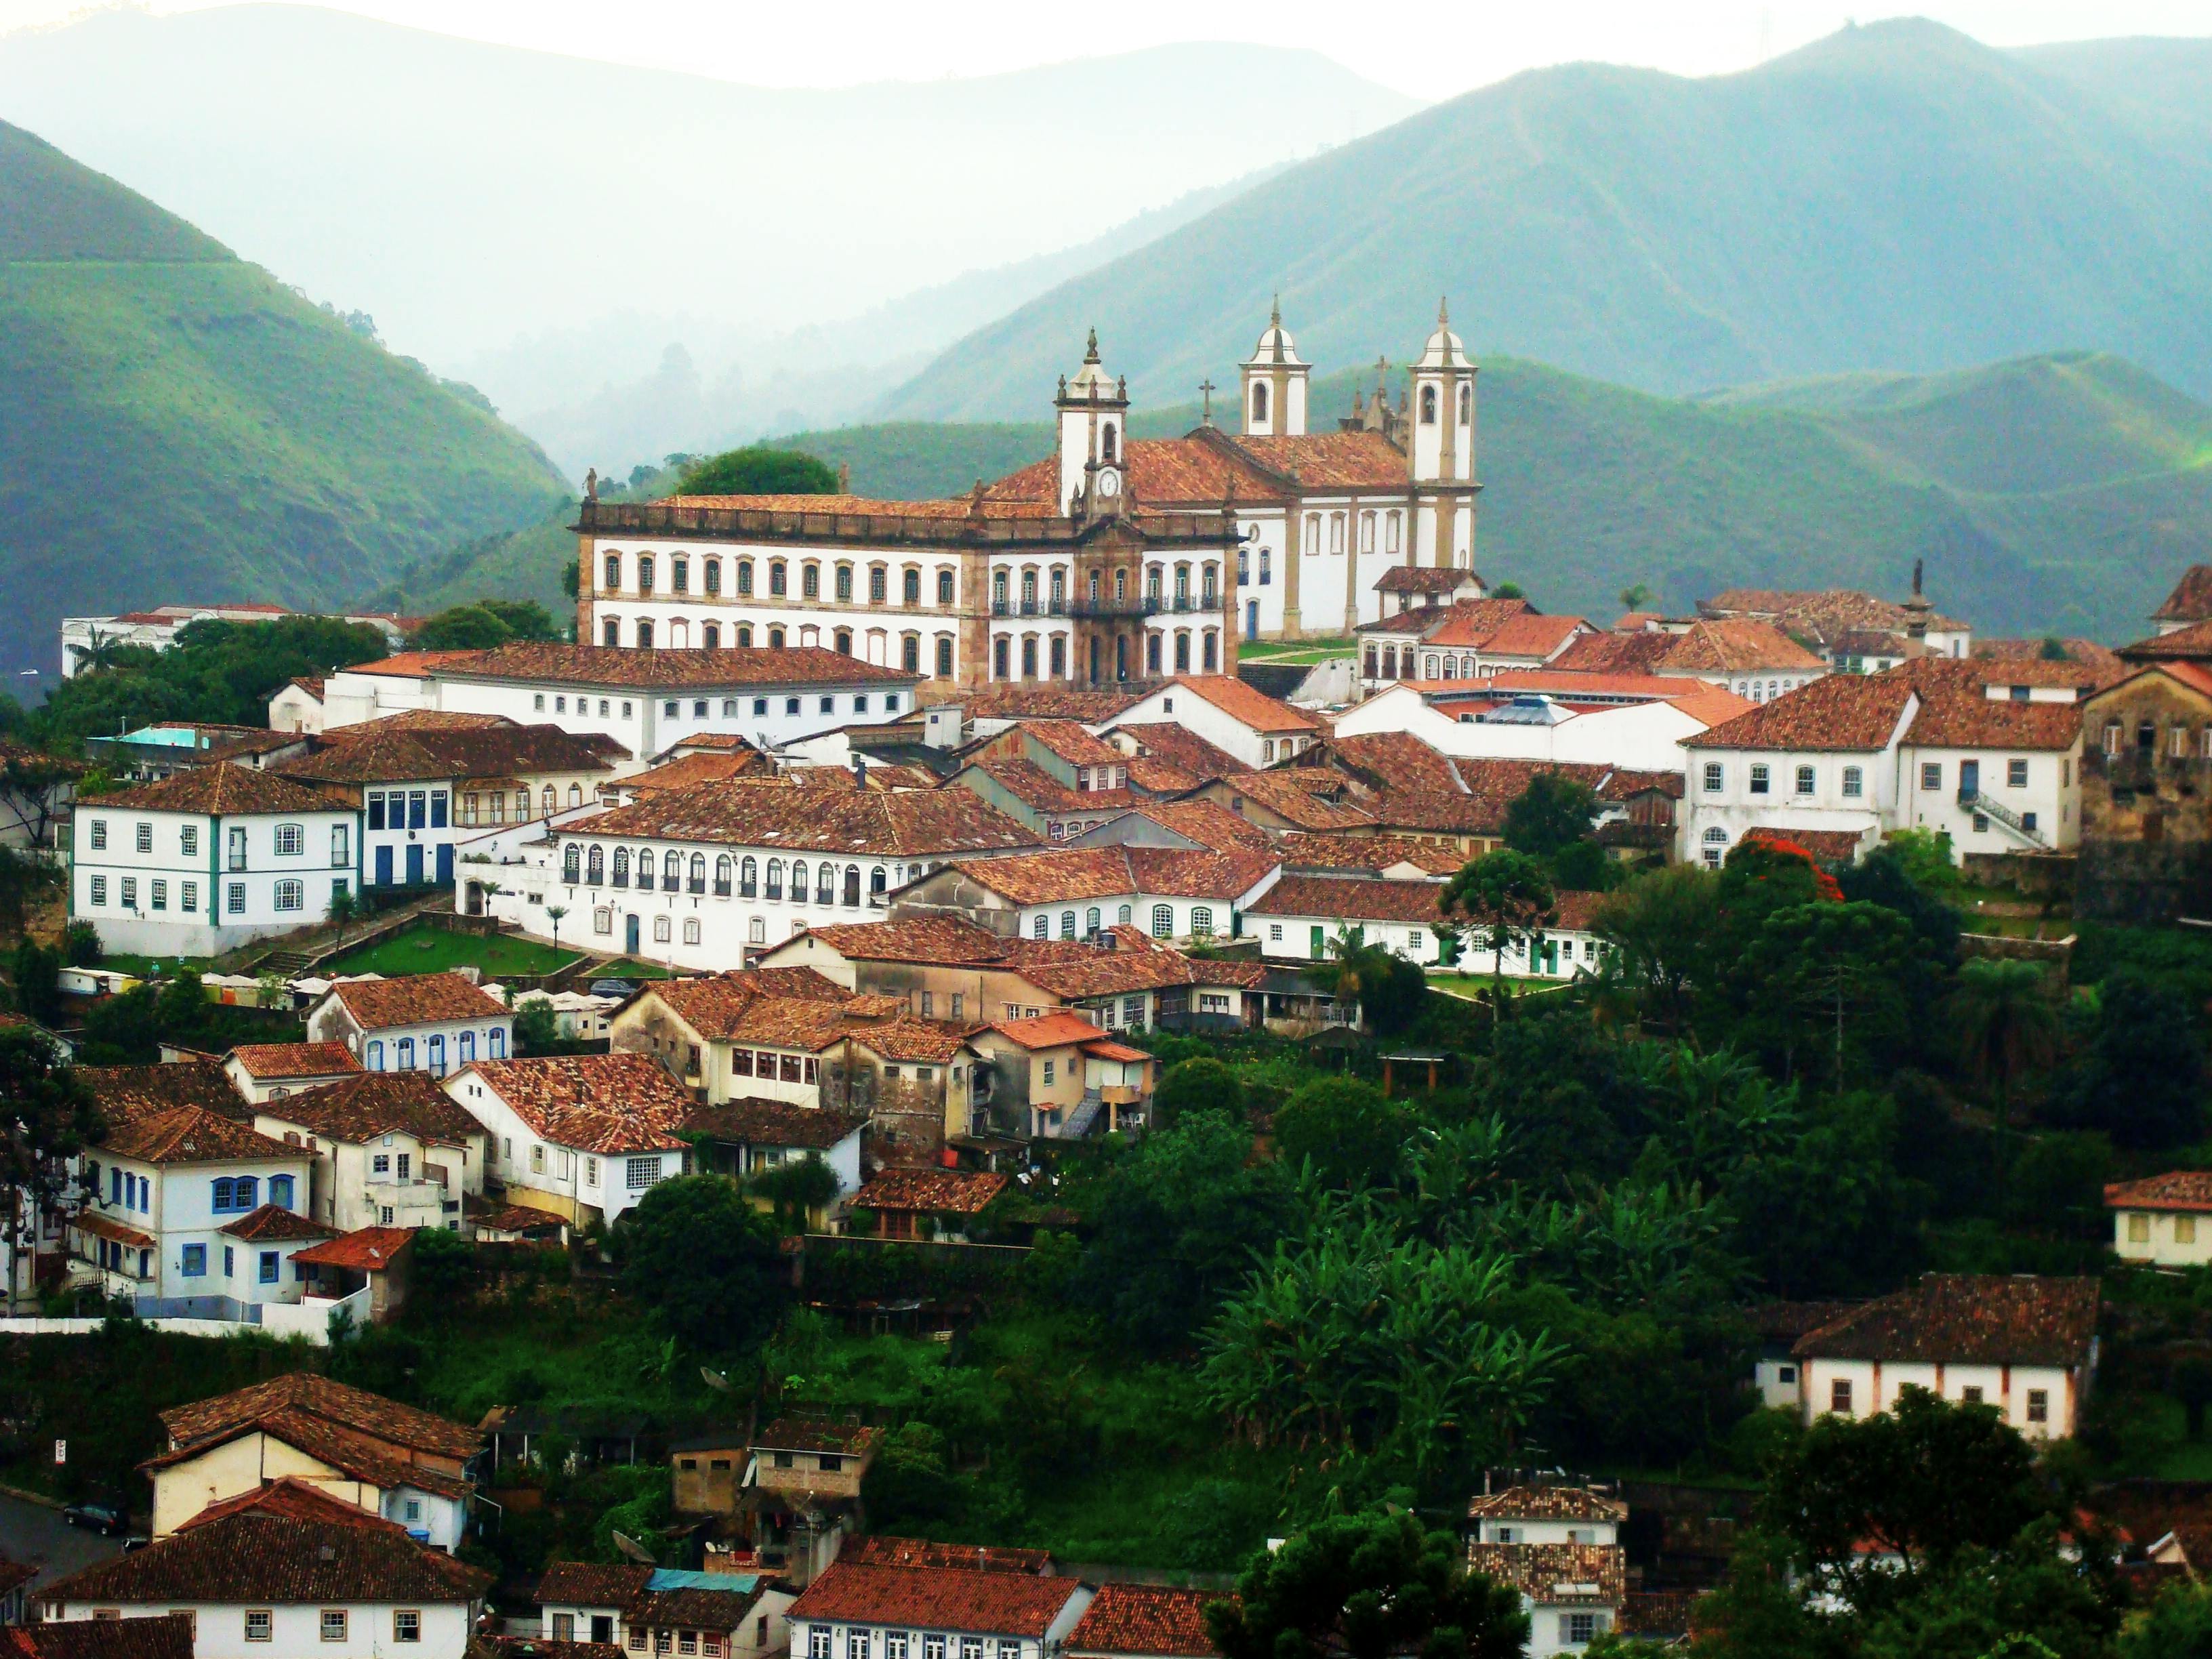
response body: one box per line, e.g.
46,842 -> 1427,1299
0,1284 -> 367,1346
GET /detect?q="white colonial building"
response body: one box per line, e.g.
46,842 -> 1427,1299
785,1560 -> 1091,1659
1335,675 -> 1752,778
306,972 -> 515,1076
1099,674 -> 1322,769
253,1071 -> 489,1234
1248,876 -> 1607,981
487,780 -> 1041,970
2106,1172 -> 2212,1268
895,845 -> 1282,947
69,763 -> 358,956
443,1053 -> 693,1227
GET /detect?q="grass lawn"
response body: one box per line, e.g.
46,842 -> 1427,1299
581,957 -> 677,981
322,923 -> 579,979
1240,638 -> 1353,665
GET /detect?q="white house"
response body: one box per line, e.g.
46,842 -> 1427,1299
1463,1540 -> 1624,1658
36,1484 -> 487,1658
684,1099 -> 867,1200
1355,598 -> 1592,691
785,1560 -> 1092,1659
1467,1483 -> 1625,1548
1248,876 -> 1608,981
2106,1172 -> 2212,1267
1332,676 -> 1751,777
535,1561 -> 796,1658
1100,674 -> 1322,769
70,1100 -> 316,1317
896,845 -> 1282,946
220,1041 -> 363,1104
1792,1273 -> 2100,1441
443,1053 -> 693,1227
253,1071 -> 489,1234
485,781 -> 1040,971
1895,693 -> 2083,855
306,972 -> 514,1076
69,763 -> 359,956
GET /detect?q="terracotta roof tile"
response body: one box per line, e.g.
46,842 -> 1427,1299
1109,723 -> 1249,788
456,1054 -> 695,1155
1655,618 -> 1826,674
1212,429 -> 1414,491
1463,1542 -> 1624,1606
1904,691 -> 2083,751
1375,568 -> 1475,594
174,1477 -> 389,1532
290,1226 -> 416,1273
798,918 -> 1017,966
965,756 -> 1137,816
987,1012 -> 1111,1049
2106,1171 -> 2212,1214
1213,771 -> 1376,830
8,1616 -> 194,1659
218,1204 -> 337,1242
536,1563 -> 653,1607
326,972 -> 508,1031
280,724 -> 623,786
1357,597 -> 1536,644
69,1211 -> 156,1250
837,1537 -> 1050,1573
1319,731 -> 1465,795
1066,1584 -> 1228,1657
1701,588 -> 1968,642
839,1016 -> 979,1064
787,1561 -> 1079,1635
434,643 -> 914,689
159,1371 -> 480,1461
683,1099 -> 867,1149
260,1069 -> 485,1146
225,1042 -> 363,1080
1113,800 -> 1273,851
1278,834 -> 1466,876
985,439 -> 1289,509
100,1104 -> 300,1166
754,1416 -> 878,1456
1467,1486 -> 1626,1522
572,781 -> 1036,857
617,754 -> 766,797
85,762 -> 340,817
947,684 -> 1149,722
850,1169 -> 1008,1215
632,975 -> 872,1041
1793,1273 -> 2099,1366
948,846 -> 1275,906
1551,632 -> 1677,676
79,1061 -> 241,1123
40,1507 -> 487,1606
1683,675 -> 1918,752
1153,676 -> 1317,733
350,649 -> 485,679
1016,720 -> 1124,768
2154,567 -> 2212,623
1251,876 -> 1448,926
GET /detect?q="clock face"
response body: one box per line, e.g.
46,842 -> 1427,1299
1097,468 -> 1122,499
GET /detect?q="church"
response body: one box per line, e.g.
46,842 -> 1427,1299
572,304 -> 1482,689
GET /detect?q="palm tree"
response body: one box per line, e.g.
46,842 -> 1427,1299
1618,583 -> 1654,614
546,904 -> 569,956
325,886 -> 359,950
1953,957 -> 2061,1158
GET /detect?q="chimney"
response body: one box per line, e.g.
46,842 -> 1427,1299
836,462 -> 851,493
853,756 -> 867,790
1902,557 -> 1933,658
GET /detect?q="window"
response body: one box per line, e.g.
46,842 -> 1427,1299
1831,1378 -> 1853,1414
1151,903 -> 1174,939
847,1634 -> 869,1659
275,879 -> 304,912
321,1610 -> 348,1642
2007,758 -> 2029,788
1841,765 -> 1863,798
654,916 -> 672,942
628,1155 -> 660,1190
134,820 -> 152,853
394,1611 -> 422,1644
737,560 -> 755,596
259,1250 -> 279,1284
275,822 -> 304,857
1420,384 -> 1437,424
270,1174 -> 293,1208
1191,906 -> 1214,938
88,875 -> 106,906
181,824 -> 197,856
1961,1385 -> 1984,1405
1921,762 -> 1942,790
871,567 -> 888,604
120,877 -> 136,909
182,1244 -> 207,1277
1748,764 -> 1769,795
228,881 -> 246,914
770,560 -> 787,596
2026,1389 -> 2049,1424
245,1611 -> 273,1643
396,1037 -> 415,1069
938,569 -> 956,605
182,881 -> 199,912
89,819 -> 106,850
1795,764 -> 1815,795
1033,914 -> 1049,939
2180,1215 -> 2200,1244
1060,909 -> 1077,939
1561,1613 -> 1598,1647
887,1638 -> 908,1659
637,554 -> 655,592
812,1633 -> 832,1659
150,879 -> 167,911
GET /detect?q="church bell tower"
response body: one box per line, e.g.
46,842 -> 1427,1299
1056,329 -> 1129,516
1240,297 -> 1309,438
1409,298 -> 1476,485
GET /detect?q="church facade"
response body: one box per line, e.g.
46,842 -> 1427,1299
572,305 -> 1482,690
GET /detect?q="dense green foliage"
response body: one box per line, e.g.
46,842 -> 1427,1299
671,446 -> 839,497
611,1176 -> 789,1354
0,118 -> 565,678
408,599 -> 563,651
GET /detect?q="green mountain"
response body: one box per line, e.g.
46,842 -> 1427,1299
0,120 -> 567,682
883,20 -> 2212,417
718,351 -> 2208,643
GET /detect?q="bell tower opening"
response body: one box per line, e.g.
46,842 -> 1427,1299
1239,296 -> 1309,438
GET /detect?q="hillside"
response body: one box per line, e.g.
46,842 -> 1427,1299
882,19 -> 2212,417
674,352 -> 2211,642
0,121 -> 568,681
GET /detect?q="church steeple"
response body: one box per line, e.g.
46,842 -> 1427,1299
1239,297 -> 1309,437
1055,328 -> 1129,516
1409,297 -> 1476,485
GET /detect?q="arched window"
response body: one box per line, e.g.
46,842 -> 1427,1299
1425,655 -> 1440,679
1203,632 -> 1218,671
604,552 -> 621,590
1151,904 -> 1174,939
672,556 -> 689,594
737,560 -> 754,596
903,568 -> 920,605
459,1030 -> 476,1063
688,853 -> 706,893
994,571 -> 1009,611
1360,512 -> 1376,554
1022,568 -> 1038,607
802,562 -> 821,599
396,1038 -> 416,1069
489,1026 -> 507,1059
939,569 -> 955,605
541,785 -> 556,818
1147,634 -> 1162,675
569,783 -> 583,807
835,630 -> 853,656
669,619 -> 691,650
1147,565 -> 1162,600
1060,909 -> 1077,939
1458,383 -> 1473,423
869,866 -> 888,901
702,623 -> 720,649
427,1033 -> 447,1077
663,850 -> 682,890
903,636 -> 921,673
790,861 -> 807,902
612,847 -> 630,887
603,617 -> 620,647
765,859 -> 784,901
836,565 -> 855,601
1115,636 -> 1128,680
1102,423 -> 1119,462
1115,568 -> 1128,600
563,845 -> 581,883
936,636 -> 955,678
769,560 -> 787,596
1086,906 -> 1101,933
1049,636 -> 1066,678
1382,647 -> 1399,678
704,557 -> 722,595
1420,384 -> 1438,425
1022,638 -> 1039,678
737,623 -> 753,648
1174,634 -> 1191,674
768,626 -> 785,650
587,845 -> 605,884
738,855 -> 758,896
637,554 -> 655,592
365,1040 -> 385,1071
1251,382 -> 1269,425
1118,904 -> 1133,924
1364,647 -> 1380,679
843,865 -> 861,907
1704,827 -> 1728,843
714,855 -> 733,895
1191,907 -> 1214,938
635,619 -> 655,648
817,863 -> 836,905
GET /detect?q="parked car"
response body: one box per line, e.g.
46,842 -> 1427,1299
590,979 -> 636,999
62,1502 -> 125,1534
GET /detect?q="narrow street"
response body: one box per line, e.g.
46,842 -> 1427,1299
0,1490 -> 121,1597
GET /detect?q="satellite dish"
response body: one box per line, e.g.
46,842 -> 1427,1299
612,1531 -> 657,1565
700,1367 -> 731,1393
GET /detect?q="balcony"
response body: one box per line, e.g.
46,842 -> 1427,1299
1065,595 -> 1163,619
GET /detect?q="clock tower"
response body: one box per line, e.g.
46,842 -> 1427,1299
1056,329 -> 1129,516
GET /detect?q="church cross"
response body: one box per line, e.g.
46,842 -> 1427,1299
1199,378 -> 1217,425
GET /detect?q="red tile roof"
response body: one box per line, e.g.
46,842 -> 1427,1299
76,1061 -> 237,1121
1467,1486 -> 1626,1522
225,1042 -> 363,1080
7,1616 -> 195,1659
2106,1172 -> 2212,1214
574,780 -> 1036,857
987,1012 -> 1111,1050
535,1562 -> 653,1607
1278,834 -> 1466,876
160,1371 -> 480,1460
683,1099 -> 867,1150
87,762 -> 341,817
850,1169 -> 1009,1215
2154,566 -> 2212,623
1148,676 -> 1316,734
1683,675 -> 1917,752
1212,429 -> 1415,491
218,1204 -> 337,1242
435,643 -> 914,688
1210,771 -> 1377,831
1066,1584 -> 1228,1657
70,1211 -> 155,1250
787,1561 -> 1079,1635
1251,876 -> 1448,926
1654,618 -> 1826,674
258,1069 -> 485,1146
350,649 -> 485,679
39,1506 -> 487,1605
175,1477 -> 390,1532
1465,1542 -> 1624,1606
100,1104 -> 300,1166
947,846 -> 1277,906
280,724 -> 624,786
457,1054 -> 695,1155
289,1226 -> 416,1273
1793,1273 -> 2099,1366
325,972 -> 508,1031
1904,691 -> 2083,750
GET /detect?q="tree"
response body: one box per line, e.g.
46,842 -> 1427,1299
63,920 -> 102,966
7,939 -> 62,1025
512,997 -> 570,1057
611,1175 -> 788,1353
1274,1078 -> 1410,1191
0,1026 -> 102,1303
1502,773 -> 1600,860
1206,1509 -> 1528,1659
1618,583 -> 1655,613
546,904 -> 569,956
745,1155 -> 839,1233
1442,850 -> 1556,1022
1591,865 -> 1719,1036
1315,928 -> 1430,1036
2120,1581 -> 2212,1657
1152,1057 -> 1245,1130
1742,901 -> 1917,1088
1951,958 -> 2061,1148
2052,968 -> 2206,1149
325,885 -> 359,949
409,605 -> 515,651
673,447 -> 838,497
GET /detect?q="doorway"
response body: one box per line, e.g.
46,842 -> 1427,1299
625,914 -> 641,954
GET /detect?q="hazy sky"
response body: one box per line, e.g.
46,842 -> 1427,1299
3,0 -> 2208,97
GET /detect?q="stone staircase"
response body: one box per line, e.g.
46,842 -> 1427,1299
1959,789 -> 2048,851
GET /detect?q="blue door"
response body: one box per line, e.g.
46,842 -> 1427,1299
625,914 -> 640,954
405,844 -> 424,885
1247,599 -> 1259,637
373,845 -> 393,886
436,844 -> 454,884
1959,759 -> 1980,800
